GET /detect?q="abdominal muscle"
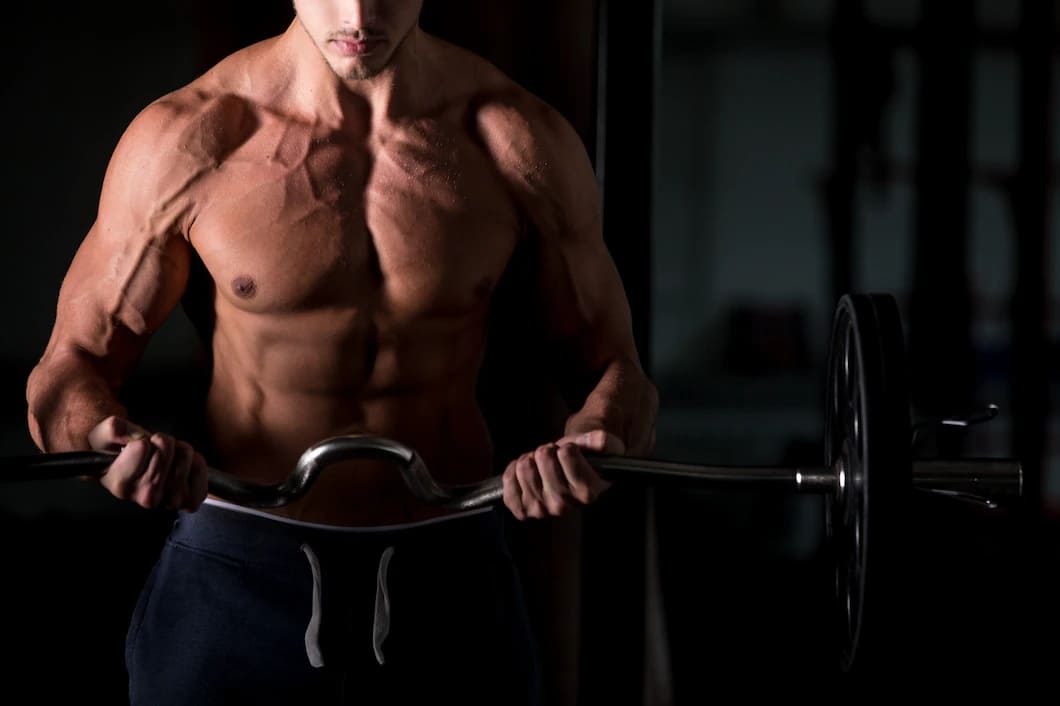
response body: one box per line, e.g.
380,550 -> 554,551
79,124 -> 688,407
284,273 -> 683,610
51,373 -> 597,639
199,314 -> 496,527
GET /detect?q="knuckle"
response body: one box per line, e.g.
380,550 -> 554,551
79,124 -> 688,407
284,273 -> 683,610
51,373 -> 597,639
534,444 -> 557,463
515,460 -> 537,485
151,433 -> 173,452
557,444 -> 579,463
102,416 -> 121,435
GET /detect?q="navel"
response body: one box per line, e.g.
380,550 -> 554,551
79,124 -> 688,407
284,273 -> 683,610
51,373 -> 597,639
231,275 -> 257,299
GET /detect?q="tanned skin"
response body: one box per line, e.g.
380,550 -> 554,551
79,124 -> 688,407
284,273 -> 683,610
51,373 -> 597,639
26,0 -> 658,525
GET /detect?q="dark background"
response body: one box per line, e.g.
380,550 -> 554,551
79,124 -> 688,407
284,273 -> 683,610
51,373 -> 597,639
1,1 -> 1058,704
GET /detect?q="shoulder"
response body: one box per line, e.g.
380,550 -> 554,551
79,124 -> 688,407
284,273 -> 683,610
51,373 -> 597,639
426,40 -> 595,220
111,83 -> 256,178
457,67 -> 598,232
101,42 -> 273,203
465,74 -> 585,174
476,90 -> 581,165
423,33 -> 584,160
99,94 -> 235,230
109,34 -> 283,181
98,52 -> 267,236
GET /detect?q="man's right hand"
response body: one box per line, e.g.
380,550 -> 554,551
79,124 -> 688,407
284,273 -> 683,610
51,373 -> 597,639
87,416 -> 209,511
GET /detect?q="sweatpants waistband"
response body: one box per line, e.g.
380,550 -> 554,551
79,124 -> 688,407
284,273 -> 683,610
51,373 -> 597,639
169,502 -> 507,571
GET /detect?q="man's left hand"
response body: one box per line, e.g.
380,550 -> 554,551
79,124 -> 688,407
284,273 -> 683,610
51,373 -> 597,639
501,430 -> 622,520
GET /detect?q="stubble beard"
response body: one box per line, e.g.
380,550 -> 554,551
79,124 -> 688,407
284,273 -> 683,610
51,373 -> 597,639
339,62 -> 383,81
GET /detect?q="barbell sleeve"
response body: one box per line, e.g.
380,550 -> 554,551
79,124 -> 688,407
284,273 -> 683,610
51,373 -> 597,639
910,458 -> 1023,508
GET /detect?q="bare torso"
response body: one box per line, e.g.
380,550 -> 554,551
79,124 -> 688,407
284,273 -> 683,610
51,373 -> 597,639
173,33 -> 524,524
26,18 -> 635,527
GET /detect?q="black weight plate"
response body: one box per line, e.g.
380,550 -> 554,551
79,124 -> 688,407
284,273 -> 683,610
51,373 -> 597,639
824,293 -> 912,672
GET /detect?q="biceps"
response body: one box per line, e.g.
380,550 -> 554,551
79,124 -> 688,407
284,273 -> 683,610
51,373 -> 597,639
54,224 -> 190,362
106,237 -> 190,336
542,236 -> 636,365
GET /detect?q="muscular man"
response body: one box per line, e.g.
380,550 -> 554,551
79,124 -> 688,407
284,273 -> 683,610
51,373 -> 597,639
26,1 -> 657,703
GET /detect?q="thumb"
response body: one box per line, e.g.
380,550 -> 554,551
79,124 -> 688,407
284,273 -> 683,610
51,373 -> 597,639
565,430 -> 626,456
88,416 -> 151,451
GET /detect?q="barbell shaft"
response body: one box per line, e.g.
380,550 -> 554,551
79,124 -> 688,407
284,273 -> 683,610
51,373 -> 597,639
2,451 -> 112,481
451,455 -> 1022,510
0,439 -> 1022,511
0,436 -> 420,509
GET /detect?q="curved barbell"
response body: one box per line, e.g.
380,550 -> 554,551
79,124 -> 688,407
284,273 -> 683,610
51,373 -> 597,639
2,433 -> 1021,511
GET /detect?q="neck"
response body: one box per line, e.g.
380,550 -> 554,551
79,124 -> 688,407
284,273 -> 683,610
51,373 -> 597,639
280,19 -> 431,124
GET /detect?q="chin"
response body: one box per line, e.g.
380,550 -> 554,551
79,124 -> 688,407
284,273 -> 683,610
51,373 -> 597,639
345,67 -> 383,81
328,58 -> 383,81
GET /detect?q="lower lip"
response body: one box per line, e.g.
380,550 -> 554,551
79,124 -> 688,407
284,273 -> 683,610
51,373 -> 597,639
332,39 -> 381,57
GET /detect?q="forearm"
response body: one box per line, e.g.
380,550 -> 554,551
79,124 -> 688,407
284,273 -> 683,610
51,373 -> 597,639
564,356 -> 658,455
26,348 -> 128,452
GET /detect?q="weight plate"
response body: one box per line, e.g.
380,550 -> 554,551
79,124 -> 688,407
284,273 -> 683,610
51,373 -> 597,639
824,293 -> 912,671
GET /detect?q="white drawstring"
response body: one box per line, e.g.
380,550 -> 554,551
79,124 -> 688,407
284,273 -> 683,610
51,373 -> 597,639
301,543 -> 326,668
301,543 -> 397,668
373,546 -> 396,665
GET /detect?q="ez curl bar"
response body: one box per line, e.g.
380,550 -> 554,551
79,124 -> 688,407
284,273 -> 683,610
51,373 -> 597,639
3,294 -> 1022,672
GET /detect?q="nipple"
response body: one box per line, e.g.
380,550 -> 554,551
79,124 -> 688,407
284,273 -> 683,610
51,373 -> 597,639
232,275 -> 257,299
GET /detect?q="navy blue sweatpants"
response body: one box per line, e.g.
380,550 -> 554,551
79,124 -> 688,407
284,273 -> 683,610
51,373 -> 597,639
125,501 -> 542,705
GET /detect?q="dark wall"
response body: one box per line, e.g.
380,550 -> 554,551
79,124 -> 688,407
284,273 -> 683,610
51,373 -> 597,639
1,5 -> 284,701
649,0 -> 1059,697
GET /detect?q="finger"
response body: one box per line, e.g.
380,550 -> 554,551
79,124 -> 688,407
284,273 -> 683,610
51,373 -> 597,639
557,443 -> 610,504
533,444 -> 571,516
99,438 -> 153,501
515,453 -> 545,519
502,463 -> 526,521
166,441 -> 195,511
131,434 -> 175,509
